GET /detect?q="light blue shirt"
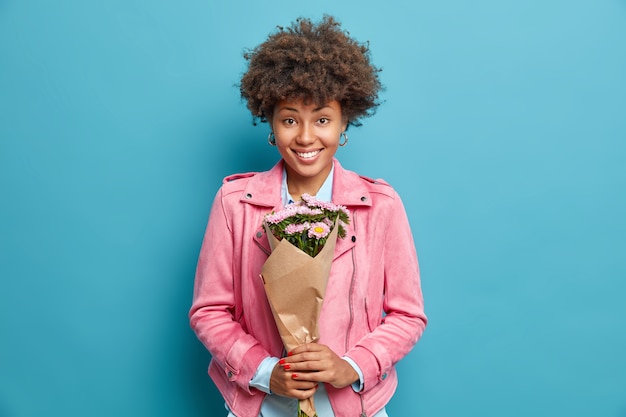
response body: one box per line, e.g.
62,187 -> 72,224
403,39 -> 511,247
227,162 -> 388,417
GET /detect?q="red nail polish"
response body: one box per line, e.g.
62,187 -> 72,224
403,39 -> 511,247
292,373 -> 298,378
284,364 -> 291,370
279,358 -> 285,365
288,351 -> 293,356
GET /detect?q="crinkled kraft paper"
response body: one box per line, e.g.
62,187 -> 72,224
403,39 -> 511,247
260,221 -> 340,417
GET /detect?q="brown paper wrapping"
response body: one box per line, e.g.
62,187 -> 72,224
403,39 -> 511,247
260,221 -> 340,417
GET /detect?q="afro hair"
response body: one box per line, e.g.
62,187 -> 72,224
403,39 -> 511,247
239,15 -> 383,126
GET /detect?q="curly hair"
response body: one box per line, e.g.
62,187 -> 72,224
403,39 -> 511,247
239,15 -> 382,126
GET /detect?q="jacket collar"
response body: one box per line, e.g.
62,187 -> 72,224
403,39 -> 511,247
240,158 -> 373,209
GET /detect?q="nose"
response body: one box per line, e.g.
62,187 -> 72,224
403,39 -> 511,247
296,123 -> 315,145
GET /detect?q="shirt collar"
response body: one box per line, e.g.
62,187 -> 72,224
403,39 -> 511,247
281,162 -> 334,205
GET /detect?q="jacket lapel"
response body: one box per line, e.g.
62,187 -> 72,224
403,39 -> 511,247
243,161 -> 284,257
330,160 -> 372,260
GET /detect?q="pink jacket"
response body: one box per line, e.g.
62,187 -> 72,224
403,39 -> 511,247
189,159 -> 427,417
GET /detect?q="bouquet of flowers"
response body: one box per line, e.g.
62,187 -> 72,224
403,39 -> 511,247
260,194 -> 350,417
264,194 -> 350,257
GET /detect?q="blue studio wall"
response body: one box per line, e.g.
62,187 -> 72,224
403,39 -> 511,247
1,1 -> 625,416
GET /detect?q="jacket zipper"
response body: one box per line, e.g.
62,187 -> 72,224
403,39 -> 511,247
345,209 -> 358,352
345,212 -> 367,417
350,249 -> 367,417
360,395 -> 367,417
346,246 -> 356,352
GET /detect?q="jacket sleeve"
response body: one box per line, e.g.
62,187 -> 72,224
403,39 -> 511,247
189,187 -> 270,393
345,190 -> 427,393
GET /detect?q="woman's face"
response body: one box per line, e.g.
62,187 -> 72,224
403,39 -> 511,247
271,99 -> 347,195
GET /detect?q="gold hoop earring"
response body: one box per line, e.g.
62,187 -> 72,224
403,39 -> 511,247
339,132 -> 348,147
268,132 -> 276,146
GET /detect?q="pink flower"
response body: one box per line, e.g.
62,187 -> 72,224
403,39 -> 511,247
308,222 -> 330,239
264,203 -> 323,224
285,222 -> 310,235
301,194 -> 349,217
264,205 -> 298,224
295,206 -> 323,216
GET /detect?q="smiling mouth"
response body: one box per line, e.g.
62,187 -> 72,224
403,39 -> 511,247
295,149 -> 322,159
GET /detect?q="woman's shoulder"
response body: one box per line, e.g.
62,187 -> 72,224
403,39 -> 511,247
223,171 -> 259,184
357,173 -> 390,187
216,166 -> 279,202
219,161 -> 282,194
217,171 -> 257,193
337,162 -> 391,190
336,162 -> 399,203
356,173 -> 396,199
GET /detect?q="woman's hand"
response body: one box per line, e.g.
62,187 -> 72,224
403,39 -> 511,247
274,343 -> 359,391
269,361 -> 318,400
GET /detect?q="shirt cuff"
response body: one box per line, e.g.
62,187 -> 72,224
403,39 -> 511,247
249,356 -> 280,394
342,356 -> 364,392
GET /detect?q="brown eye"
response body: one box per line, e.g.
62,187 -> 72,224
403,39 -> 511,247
318,117 -> 329,124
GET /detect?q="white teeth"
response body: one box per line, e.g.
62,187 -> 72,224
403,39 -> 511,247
296,150 -> 321,159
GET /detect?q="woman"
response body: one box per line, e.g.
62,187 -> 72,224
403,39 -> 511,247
190,16 -> 427,417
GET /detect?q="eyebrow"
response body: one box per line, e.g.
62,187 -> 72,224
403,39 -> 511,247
278,105 -> 330,113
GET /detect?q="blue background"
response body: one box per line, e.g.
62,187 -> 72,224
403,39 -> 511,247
1,0 -> 625,416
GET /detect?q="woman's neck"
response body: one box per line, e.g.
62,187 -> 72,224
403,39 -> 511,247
283,161 -> 333,201
287,182 -> 321,201
286,174 -> 328,201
